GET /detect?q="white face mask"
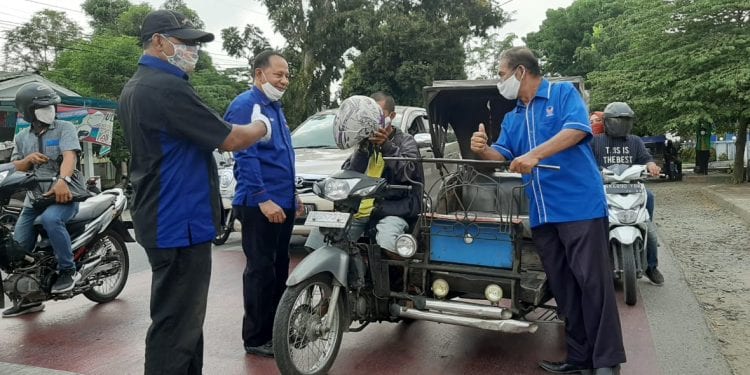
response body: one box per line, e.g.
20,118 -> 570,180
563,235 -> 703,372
261,72 -> 285,101
162,36 -> 199,73
383,116 -> 392,127
34,105 -> 56,125
496,67 -> 524,100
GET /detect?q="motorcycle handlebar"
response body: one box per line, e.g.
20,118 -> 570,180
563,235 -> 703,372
386,184 -> 412,192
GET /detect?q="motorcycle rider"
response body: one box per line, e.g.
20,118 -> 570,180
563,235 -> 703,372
305,93 -> 424,256
3,82 -> 81,318
591,102 -> 664,285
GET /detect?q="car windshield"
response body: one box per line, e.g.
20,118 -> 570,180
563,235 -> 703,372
291,113 -> 338,149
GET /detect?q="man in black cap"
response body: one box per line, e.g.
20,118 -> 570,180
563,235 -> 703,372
118,9 -> 273,375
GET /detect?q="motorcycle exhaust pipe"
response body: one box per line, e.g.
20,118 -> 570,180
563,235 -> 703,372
423,299 -> 513,320
390,304 -> 537,334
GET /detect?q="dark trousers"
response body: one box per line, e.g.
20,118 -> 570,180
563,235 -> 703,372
696,150 -> 710,174
144,242 -> 212,375
235,206 -> 294,347
532,217 -> 626,368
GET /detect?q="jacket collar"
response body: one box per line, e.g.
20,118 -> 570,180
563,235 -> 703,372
139,54 -> 188,80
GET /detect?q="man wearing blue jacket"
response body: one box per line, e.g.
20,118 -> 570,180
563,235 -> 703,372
224,50 -> 302,357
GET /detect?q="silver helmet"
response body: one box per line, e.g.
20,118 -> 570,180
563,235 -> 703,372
603,102 -> 635,138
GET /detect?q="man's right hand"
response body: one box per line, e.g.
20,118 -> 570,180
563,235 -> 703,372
471,123 -> 489,155
24,152 -> 48,165
259,200 -> 286,224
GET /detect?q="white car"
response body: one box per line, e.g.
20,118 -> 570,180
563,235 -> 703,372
291,106 -> 459,236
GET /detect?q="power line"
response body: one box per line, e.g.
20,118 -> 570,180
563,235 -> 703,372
22,0 -> 85,14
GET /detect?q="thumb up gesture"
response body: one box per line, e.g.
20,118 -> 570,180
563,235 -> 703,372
471,123 -> 489,155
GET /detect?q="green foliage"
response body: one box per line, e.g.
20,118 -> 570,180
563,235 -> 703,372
82,0 -> 132,34
525,0 -> 627,76
191,65 -> 248,115
465,32 -> 517,80
221,25 -> 270,65
342,0 -> 508,107
680,146 -> 696,163
115,3 -> 154,38
2,10 -> 83,71
161,0 -> 205,29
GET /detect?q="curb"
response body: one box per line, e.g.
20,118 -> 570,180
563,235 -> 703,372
701,186 -> 750,225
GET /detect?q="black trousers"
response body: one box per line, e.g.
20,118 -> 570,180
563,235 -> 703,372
235,206 -> 294,347
144,242 -> 212,375
696,150 -> 710,175
532,217 -> 626,369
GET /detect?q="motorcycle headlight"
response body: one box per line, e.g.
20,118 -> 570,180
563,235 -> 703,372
352,184 -> 378,197
395,234 -> 417,258
323,178 -> 359,201
219,170 -> 233,189
615,209 -> 638,224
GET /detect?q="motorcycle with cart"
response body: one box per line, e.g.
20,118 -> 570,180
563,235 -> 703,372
271,80 -> 588,375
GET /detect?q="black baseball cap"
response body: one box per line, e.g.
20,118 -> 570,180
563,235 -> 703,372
140,10 -> 214,43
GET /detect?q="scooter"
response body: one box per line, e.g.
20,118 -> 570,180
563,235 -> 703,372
603,164 -> 649,306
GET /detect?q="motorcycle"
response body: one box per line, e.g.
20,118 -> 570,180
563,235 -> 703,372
0,170 -> 133,311
213,161 -> 236,245
272,163 -> 552,375
603,164 -> 650,305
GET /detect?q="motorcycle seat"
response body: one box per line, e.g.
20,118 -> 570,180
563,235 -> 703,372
33,194 -> 116,226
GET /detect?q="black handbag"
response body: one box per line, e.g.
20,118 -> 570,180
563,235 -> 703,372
30,135 -> 92,210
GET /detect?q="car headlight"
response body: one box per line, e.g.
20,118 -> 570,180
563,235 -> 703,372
219,170 -> 233,189
432,279 -> 449,298
615,209 -> 638,224
323,178 -> 360,201
395,234 -> 417,258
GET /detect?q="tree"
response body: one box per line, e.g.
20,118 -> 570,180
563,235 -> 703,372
223,0 -> 376,127
341,0 -> 508,106
465,32 -> 517,80
586,0 -> 749,182
115,3 -> 154,38
2,10 -> 82,71
524,0 -> 627,77
82,0 -> 132,34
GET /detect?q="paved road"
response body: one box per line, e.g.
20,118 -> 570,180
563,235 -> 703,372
0,229 -> 730,375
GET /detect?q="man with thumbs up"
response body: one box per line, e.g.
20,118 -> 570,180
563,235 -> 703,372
224,50 -> 302,357
471,46 -> 625,375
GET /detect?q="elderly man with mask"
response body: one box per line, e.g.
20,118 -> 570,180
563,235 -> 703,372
224,50 -> 301,357
471,46 -> 626,375
118,10 -> 272,375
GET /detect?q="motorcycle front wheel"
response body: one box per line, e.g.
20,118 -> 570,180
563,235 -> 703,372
621,243 -> 638,306
83,231 -> 130,303
273,274 -> 346,375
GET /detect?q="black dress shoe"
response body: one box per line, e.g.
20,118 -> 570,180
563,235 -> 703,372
244,341 -> 273,357
539,360 -> 593,374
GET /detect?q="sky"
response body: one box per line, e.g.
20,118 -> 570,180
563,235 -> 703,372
0,0 -> 575,72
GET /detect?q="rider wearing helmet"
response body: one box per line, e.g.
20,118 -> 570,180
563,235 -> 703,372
305,93 -> 424,255
592,101 -> 664,285
3,82 -> 82,318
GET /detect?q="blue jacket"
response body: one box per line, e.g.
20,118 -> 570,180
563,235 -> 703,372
224,87 -> 296,209
491,79 -> 606,228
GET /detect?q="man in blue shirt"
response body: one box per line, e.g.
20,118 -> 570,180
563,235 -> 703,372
118,10 -> 271,375
224,50 -> 302,357
471,47 -> 625,375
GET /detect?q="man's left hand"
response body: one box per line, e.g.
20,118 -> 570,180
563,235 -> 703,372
509,153 -> 540,175
647,163 -> 661,177
369,125 -> 394,146
44,179 -> 73,204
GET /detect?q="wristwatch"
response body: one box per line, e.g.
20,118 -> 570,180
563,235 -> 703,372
62,176 -> 73,184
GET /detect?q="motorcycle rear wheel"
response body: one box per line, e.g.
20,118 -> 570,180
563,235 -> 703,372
83,231 -> 130,303
273,274 -> 346,375
622,243 -> 638,306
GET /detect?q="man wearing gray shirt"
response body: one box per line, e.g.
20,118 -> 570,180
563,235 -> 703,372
2,83 -> 81,318
591,101 -> 664,285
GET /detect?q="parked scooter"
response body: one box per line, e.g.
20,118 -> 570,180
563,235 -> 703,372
0,170 -> 133,312
603,164 -> 650,305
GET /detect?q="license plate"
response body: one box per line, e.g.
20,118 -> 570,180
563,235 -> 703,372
606,183 -> 642,194
304,211 -> 351,228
